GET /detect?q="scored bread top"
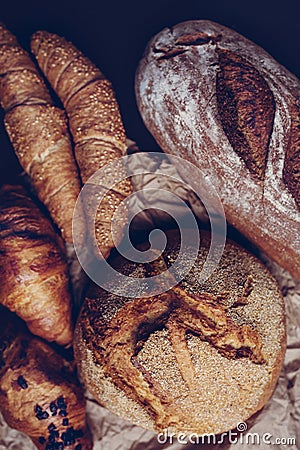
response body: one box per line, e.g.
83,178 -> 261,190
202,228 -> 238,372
74,230 -> 286,436
135,20 -> 300,279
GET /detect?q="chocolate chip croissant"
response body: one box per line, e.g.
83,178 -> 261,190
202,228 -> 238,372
0,307 -> 93,449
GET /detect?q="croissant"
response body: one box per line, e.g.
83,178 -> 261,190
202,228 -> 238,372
0,184 -> 73,346
31,31 -> 132,258
0,306 -> 93,450
0,23 -> 82,245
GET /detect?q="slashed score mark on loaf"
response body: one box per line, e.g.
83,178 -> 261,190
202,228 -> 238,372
216,49 -> 276,181
83,264 -> 265,430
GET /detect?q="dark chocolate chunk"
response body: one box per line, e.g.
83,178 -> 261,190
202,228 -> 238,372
59,410 -> 67,417
75,445 -> 82,450
17,375 -> 28,389
55,443 -> 64,450
48,423 -> 57,431
35,404 -> 43,413
36,411 -> 50,420
38,436 -> 46,444
74,429 -> 84,439
46,444 -> 55,450
50,430 -> 59,439
62,418 -> 69,426
50,401 -> 57,415
48,434 -> 56,443
57,396 -> 66,408
61,427 -> 75,446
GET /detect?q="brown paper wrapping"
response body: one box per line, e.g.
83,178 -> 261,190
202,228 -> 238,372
0,147 -> 298,450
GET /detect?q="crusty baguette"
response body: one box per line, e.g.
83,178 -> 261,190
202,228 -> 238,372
0,23 -> 82,245
135,20 -> 300,279
31,31 -> 132,259
0,184 -> 73,346
74,229 -> 286,436
0,307 -> 92,450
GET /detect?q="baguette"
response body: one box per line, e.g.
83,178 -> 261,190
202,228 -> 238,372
0,184 -> 73,346
135,20 -> 300,279
0,307 -> 92,449
31,31 -> 132,259
0,23 -> 82,245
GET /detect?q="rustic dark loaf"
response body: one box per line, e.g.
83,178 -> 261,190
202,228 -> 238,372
74,230 -> 286,436
135,20 -> 300,280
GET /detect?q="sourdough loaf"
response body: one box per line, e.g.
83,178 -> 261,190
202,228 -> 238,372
135,20 -> 300,280
74,230 -> 286,436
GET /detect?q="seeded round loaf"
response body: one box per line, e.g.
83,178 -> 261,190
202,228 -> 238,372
74,230 -> 286,436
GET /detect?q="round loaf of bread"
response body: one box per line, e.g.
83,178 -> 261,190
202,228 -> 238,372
74,230 -> 286,436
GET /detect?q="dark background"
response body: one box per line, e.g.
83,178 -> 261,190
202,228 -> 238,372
0,0 -> 299,184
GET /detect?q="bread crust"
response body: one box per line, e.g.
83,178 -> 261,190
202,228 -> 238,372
74,230 -> 286,436
135,20 -> 300,279
0,308 -> 92,449
0,24 -> 82,245
31,31 -> 132,258
0,185 -> 73,346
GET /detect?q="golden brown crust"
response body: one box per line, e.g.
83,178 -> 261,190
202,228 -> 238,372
0,309 -> 92,450
0,185 -> 73,346
0,24 -> 82,244
87,286 -> 265,430
5,105 -> 83,243
31,30 -> 132,258
0,22 -> 18,46
30,31 -> 102,108
0,45 -> 51,110
74,230 -> 286,435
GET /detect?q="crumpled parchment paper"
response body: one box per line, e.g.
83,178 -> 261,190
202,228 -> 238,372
0,147 -> 299,450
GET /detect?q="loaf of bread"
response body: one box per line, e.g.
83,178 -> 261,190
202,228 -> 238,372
0,307 -> 92,449
135,20 -> 300,280
74,229 -> 286,436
